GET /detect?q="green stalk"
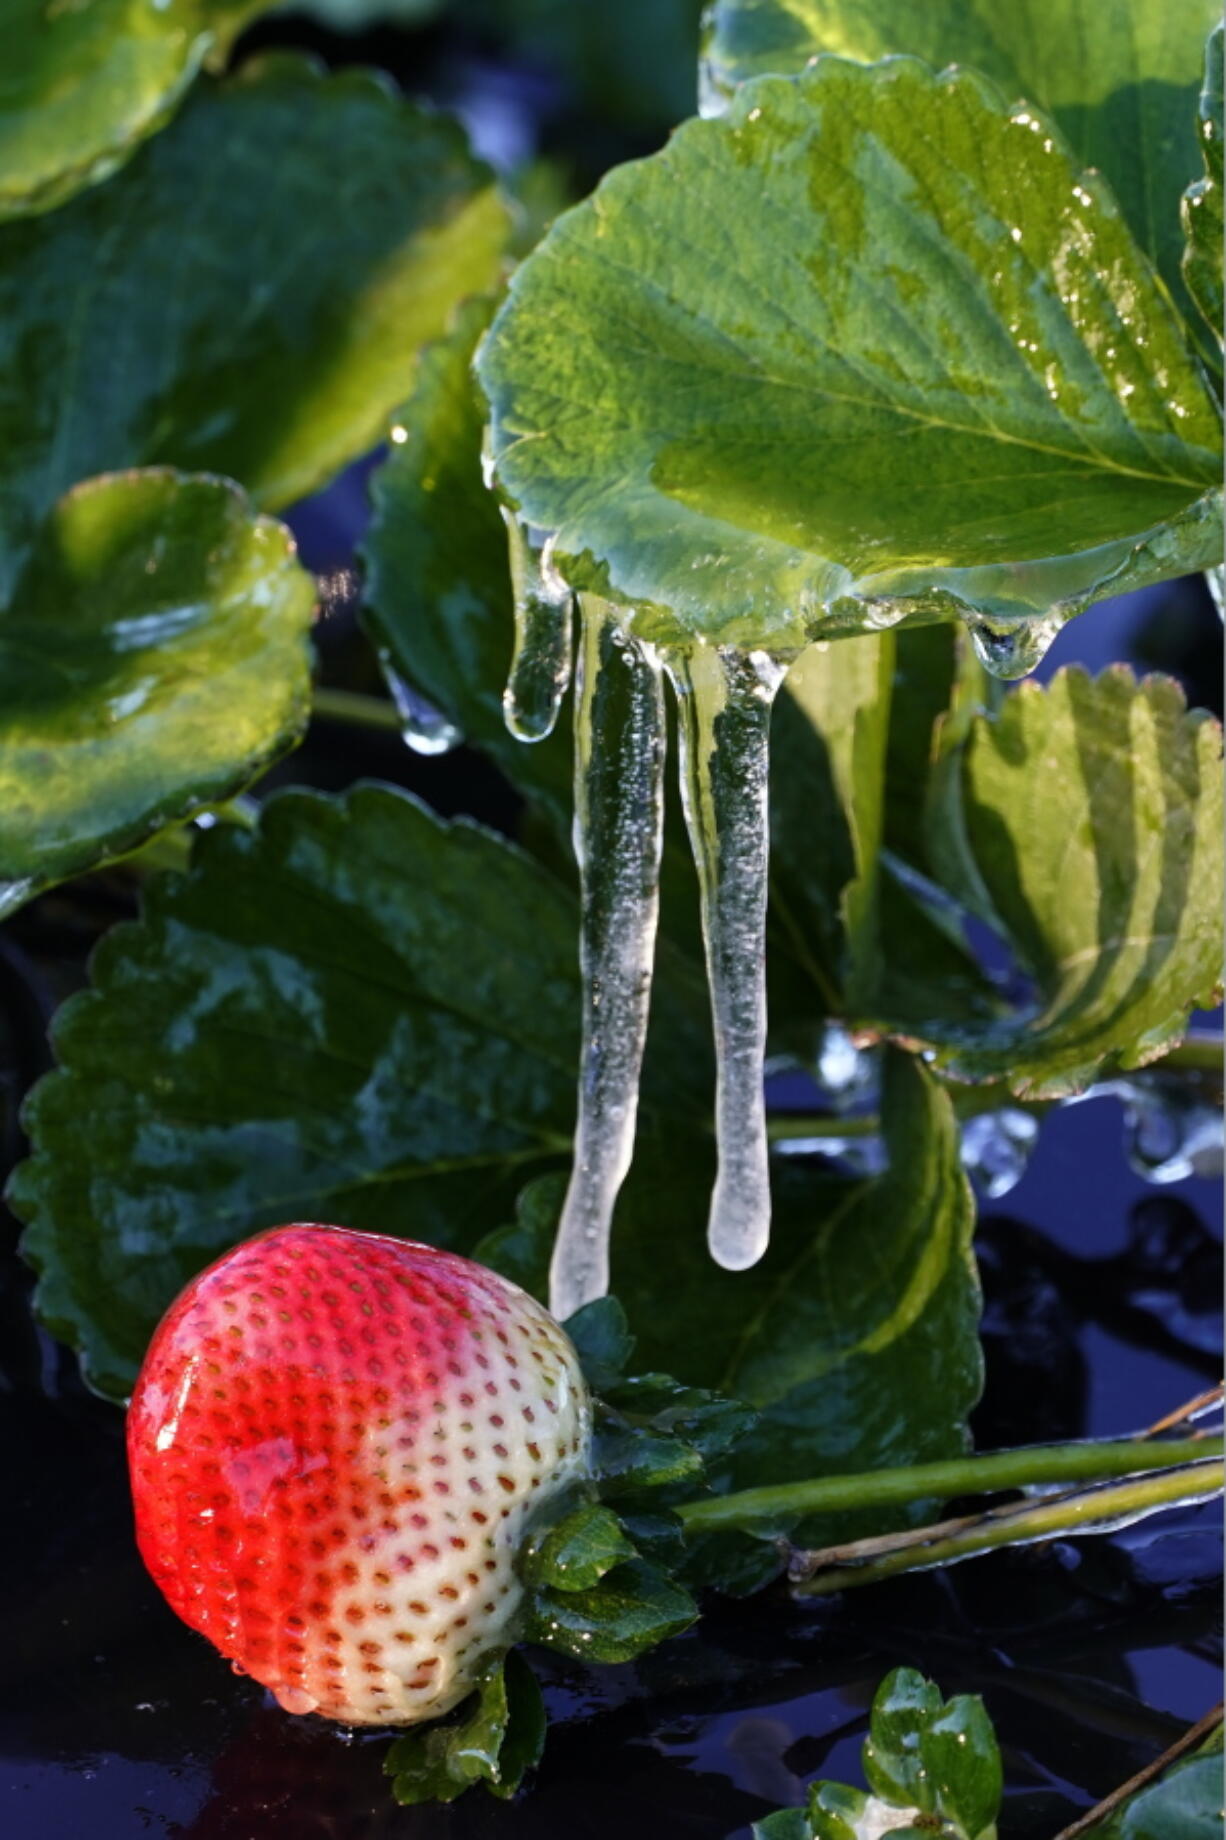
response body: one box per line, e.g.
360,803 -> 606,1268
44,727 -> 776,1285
789,1459 -> 1223,1596
674,1434 -> 1223,1535
312,686 -> 404,733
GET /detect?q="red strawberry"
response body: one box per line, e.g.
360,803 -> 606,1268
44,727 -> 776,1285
127,1223 -> 592,1726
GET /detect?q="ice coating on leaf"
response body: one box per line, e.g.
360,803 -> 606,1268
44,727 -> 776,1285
666,643 -> 790,1271
549,600 -> 667,1320
502,512 -> 574,742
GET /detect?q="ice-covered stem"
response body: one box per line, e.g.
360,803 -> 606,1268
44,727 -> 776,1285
788,1457 -> 1223,1595
665,643 -> 789,1272
673,1433 -> 1224,1534
549,598 -> 666,1320
502,512 -> 573,741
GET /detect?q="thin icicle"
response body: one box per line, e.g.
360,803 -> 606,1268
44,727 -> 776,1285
549,597 -> 666,1321
666,643 -> 789,1272
501,512 -> 573,740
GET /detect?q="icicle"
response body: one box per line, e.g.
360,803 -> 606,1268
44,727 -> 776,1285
502,512 -> 573,741
665,643 -> 790,1272
549,597 -> 667,1321
376,651 -> 464,756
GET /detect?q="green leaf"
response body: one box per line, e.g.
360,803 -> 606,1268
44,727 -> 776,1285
1086,1724 -> 1224,1840
918,667 -> 1224,1096
528,1556 -> 698,1662
795,1668 -> 1003,1840
593,1421 -> 706,1497
604,1373 -> 758,1465
0,0 -> 262,220
701,0 -> 1221,326
862,1669 -> 944,1810
0,56 -> 509,593
8,774 -> 711,1400
8,786 -> 584,1399
520,1501 -> 639,1592
478,55 -> 1222,663
1183,26 -> 1224,350
753,1811 -> 816,1840
384,1650 -> 545,1805
0,470 -> 313,910
362,293 -> 573,837
564,1294 -> 636,1391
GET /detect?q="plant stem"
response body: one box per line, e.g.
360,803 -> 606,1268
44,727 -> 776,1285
787,1459 -> 1223,1596
673,1434 -> 1223,1534
1050,1701 -> 1223,1840
312,686 -> 404,733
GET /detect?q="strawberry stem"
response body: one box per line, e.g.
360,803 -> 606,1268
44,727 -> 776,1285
673,1433 -> 1223,1534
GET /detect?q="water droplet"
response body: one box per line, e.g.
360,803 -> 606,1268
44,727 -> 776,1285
549,600 -> 667,1321
963,611 -> 1062,679
1114,1073 -> 1223,1184
272,1683 -> 319,1716
960,1107 -> 1039,1198
502,513 -> 574,741
815,1022 -> 879,1109
378,653 -> 464,755
665,642 -> 790,1272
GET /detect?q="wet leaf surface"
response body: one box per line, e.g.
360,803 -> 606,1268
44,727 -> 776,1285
478,57 -> 1222,660
0,471 -> 314,912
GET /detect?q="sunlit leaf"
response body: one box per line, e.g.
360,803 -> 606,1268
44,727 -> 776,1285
919,667 -> 1224,1096
0,56 -> 508,594
1183,25 -> 1224,351
0,470 -> 313,911
0,0 -> 260,219
701,0 -> 1221,328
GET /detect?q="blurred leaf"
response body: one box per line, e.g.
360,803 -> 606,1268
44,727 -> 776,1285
701,0 -> 1221,325
1183,26 -> 1224,353
362,293 -> 572,835
0,0 -> 261,219
0,56 -> 509,594
9,783 -> 706,1400
528,1555 -> 697,1662
479,57 -> 1222,659
0,470 -> 313,911
918,667 -> 1224,1096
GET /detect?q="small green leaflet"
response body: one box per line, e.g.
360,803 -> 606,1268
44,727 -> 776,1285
478,55 -> 1221,664
384,1650 -> 545,1805
0,0 -> 263,219
0,471 -> 314,912
918,667 -> 1224,1097
753,1666 -> 1003,1839
701,0 -> 1221,332
0,56 -> 508,595
520,1501 -> 638,1592
526,1555 -> 698,1663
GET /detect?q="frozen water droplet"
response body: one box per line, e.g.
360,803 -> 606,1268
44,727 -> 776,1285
550,601 -> 666,1321
0,877 -> 34,919
816,1022 -> 879,1110
502,513 -> 573,741
378,652 -> 463,756
666,643 -> 790,1272
1114,1072 -> 1224,1184
960,1106 -> 1039,1198
964,610 -> 1062,679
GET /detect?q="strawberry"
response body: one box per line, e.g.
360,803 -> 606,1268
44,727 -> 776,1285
127,1223 -> 592,1727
